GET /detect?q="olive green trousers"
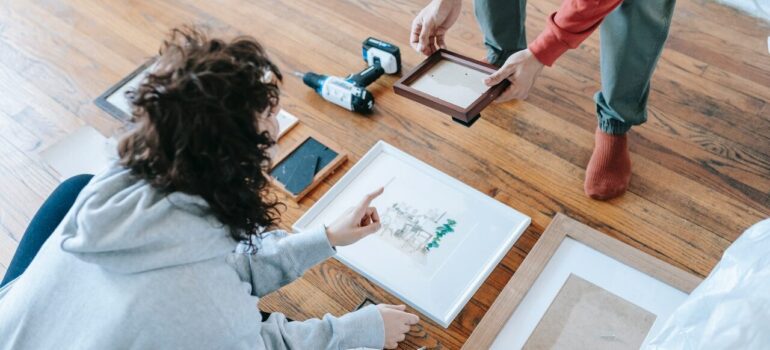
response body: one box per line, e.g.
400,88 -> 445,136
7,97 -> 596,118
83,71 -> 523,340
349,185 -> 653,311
474,0 -> 676,134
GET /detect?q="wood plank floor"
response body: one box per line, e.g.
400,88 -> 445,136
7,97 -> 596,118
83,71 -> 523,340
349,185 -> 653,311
0,0 -> 768,348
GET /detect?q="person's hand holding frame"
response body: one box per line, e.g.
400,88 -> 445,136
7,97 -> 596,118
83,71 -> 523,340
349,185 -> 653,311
410,0 -> 462,56
409,0 -> 545,105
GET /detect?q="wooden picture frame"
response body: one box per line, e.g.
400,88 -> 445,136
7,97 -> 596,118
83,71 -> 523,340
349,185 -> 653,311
269,130 -> 347,202
95,58 -> 157,122
394,49 -> 510,127
463,213 -> 703,349
355,297 -> 378,311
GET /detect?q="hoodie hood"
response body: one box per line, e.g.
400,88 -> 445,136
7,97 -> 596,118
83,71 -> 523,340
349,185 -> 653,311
59,163 -> 236,273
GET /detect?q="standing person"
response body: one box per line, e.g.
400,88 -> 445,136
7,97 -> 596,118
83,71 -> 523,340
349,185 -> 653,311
410,0 -> 676,200
0,27 -> 417,350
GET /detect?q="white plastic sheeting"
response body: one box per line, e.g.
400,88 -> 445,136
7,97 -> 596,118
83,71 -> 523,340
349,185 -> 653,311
646,218 -> 770,349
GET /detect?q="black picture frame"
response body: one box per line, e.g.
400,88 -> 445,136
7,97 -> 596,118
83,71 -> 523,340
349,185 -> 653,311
94,58 -> 156,122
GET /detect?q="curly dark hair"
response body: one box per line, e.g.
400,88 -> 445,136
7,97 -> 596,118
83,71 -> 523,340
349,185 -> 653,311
119,26 -> 283,241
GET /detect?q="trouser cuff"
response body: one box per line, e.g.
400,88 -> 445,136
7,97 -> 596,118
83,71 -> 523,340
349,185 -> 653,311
598,117 -> 633,135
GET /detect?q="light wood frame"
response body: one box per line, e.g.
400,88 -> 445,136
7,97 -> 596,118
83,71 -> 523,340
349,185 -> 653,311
269,131 -> 347,202
393,49 -> 510,127
463,213 -> 703,349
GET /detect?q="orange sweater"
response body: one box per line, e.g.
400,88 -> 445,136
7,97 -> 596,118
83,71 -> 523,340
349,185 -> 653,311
529,0 -> 623,66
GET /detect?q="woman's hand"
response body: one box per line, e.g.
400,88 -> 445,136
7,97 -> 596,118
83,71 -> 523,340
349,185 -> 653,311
410,0 -> 462,56
325,187 -> 384,247
377,304 -> 420,349
484,48 -> 545,102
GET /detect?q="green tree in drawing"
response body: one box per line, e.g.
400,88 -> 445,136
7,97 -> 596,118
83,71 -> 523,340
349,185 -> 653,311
425,219 -> 457,252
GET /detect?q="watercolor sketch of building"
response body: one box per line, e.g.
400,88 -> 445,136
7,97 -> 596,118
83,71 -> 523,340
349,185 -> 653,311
379,202 -> 457,257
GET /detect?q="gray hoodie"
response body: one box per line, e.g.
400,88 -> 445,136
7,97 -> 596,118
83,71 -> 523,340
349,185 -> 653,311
0,163 -> 385,349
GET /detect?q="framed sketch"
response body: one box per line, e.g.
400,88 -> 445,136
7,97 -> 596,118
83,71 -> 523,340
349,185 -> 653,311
393,49 -> 510,126
463,213 -> 703,349
293,141 -> 531,327
95,59 -> 157,122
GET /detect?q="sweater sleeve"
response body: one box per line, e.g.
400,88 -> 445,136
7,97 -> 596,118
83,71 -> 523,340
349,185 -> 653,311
529,0 -> 623,66
259,305 -> 385,350
229,227 -> 336,297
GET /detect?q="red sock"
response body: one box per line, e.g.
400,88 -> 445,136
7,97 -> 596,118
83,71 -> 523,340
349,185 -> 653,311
584,128 -> 632,200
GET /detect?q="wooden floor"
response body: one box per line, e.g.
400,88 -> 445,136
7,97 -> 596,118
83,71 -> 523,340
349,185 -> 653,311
0,0 -> 768,348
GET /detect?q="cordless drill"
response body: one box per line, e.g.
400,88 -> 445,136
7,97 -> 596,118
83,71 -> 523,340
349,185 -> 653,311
296,37 -> 401,114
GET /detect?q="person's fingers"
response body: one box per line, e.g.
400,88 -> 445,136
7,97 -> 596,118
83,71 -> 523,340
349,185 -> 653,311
364,207 -> 378,220
419,42 -> 433,56
353,221 -> 382,237
385,342 -> 397,349
359,213 -> 372,227
383,304 -> 406,310
494,92 -> 517,103
399,323 -> 411,333
509,87 -> 527,100
492,85 -> 515,103
484,64 -> 516,86
494,93 -> 514,103
354,187 -> 383,218
359,207 -> 375,226
358,187 -> 384,209
405,312 -> 420,325
495,81 -> 529,103
418,19 -> 433,55
426,35 -> 437,55
436,33 -> 447,50
370,207 -> 380,224
397,333 -> 406,342
410,20 -> 422,51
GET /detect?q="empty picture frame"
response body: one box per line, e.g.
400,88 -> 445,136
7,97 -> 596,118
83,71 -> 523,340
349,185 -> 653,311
394,49 -> 510,126
95,59 -> 157,122
293,141 -> 531,327
463,213 -> 703,349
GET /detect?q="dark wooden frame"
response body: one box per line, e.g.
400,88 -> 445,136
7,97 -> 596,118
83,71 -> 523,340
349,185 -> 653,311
269,131 -> 347,202
355,297 -> 378,311
394,49 -> 510,127
463,213 -> 703,349
94,58 -> 156,122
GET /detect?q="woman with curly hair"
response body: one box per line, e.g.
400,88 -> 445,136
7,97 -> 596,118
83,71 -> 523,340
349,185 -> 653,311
0,27 -> 417,349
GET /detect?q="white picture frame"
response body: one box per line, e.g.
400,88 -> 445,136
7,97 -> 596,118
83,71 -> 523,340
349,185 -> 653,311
293,141 -> 531,328
275,109 -> 299,139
